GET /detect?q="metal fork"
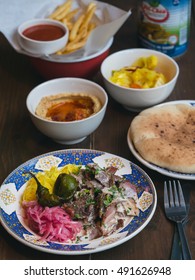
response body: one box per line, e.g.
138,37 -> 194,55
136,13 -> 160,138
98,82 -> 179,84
171,183 -> 190,259
164,180 -> 192,260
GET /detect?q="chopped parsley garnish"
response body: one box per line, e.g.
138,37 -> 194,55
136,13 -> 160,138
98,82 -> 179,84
86,198 -> 96,206
103,194 -> 114,207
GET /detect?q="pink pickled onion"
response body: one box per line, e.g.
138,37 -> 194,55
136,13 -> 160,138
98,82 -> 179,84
22,201 -> 82,242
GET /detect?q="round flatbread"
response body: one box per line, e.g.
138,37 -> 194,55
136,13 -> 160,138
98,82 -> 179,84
130,103 -> 195,173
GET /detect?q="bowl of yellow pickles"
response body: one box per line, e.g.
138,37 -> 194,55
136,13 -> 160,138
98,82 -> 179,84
101,49 -> 179,111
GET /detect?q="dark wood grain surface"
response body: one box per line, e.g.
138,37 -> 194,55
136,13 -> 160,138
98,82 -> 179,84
0,0 -> 195,260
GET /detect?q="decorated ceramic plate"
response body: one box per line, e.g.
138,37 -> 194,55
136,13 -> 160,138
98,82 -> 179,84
0,149 -> 157,255
127,100 -> 195,180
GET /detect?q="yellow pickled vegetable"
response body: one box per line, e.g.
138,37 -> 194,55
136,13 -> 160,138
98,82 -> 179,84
22,164 -> 80,202
110,55 -> 166,89
132,55 -> 158,70
61,163 -> 80,174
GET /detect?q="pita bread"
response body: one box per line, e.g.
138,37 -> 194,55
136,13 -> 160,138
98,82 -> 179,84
130,103 -> 195,173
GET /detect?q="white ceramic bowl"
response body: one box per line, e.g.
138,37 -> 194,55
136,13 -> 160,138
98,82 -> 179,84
18,18 -> 69,55
101,48 -> 179,111
26,78 -> 108,144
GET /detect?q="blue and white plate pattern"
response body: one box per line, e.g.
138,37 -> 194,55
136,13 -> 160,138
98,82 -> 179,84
127,100 -> 195,180
0,149 -> 157,255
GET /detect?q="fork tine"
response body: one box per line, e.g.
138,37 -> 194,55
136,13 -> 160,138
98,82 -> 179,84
164,181 -> 169,208
173,180 -> 179,207
168,181 -> 174,207
177,180 -> 186,208
164,180 -> 187,210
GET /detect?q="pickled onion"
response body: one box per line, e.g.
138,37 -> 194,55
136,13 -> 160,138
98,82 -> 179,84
22,201 -> 82,242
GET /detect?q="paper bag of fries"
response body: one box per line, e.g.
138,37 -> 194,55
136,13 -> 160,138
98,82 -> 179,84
0,0 -> 131,60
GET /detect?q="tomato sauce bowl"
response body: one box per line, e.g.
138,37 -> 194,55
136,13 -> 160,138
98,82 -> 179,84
18,18 -> 69,55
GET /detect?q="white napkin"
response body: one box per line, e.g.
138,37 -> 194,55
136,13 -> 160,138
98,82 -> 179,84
0,0 -> 131,61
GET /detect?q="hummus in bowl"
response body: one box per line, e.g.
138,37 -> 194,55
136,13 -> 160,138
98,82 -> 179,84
26,77 -> 108,144
35,93 -> 102,122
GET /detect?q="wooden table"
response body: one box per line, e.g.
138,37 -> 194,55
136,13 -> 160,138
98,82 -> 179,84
0,0 -> 195,260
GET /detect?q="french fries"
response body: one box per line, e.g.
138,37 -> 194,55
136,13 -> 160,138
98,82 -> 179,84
69,14 -> 85,42
48,0 -> 97,54
48,0 -> 72,19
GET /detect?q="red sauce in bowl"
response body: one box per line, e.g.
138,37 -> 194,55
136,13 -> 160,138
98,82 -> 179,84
23,24 -> 65,41
46,97 -> 95,122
